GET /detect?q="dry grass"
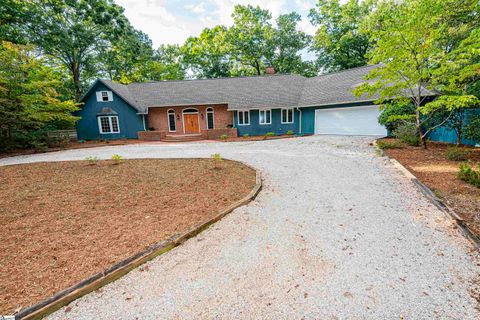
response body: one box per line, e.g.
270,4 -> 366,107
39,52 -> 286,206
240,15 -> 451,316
0,158 -> 256,314
384,139 -> 480,238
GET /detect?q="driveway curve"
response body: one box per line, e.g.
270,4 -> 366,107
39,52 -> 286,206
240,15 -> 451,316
1,136 -> 478,319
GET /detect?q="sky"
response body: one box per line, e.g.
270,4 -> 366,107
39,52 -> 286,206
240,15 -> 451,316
113,0 -> 318,48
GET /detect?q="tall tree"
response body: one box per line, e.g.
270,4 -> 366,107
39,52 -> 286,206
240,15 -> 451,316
99,28 -> 155,84
27,0 -> 129,99
309,0 -> 375,72
271,12 -> 315,76
354,0 -> 480,148
0,41 -> 78,150
149,44 -> 186,81
227,5 -> 275,75
182,26 -> 232,79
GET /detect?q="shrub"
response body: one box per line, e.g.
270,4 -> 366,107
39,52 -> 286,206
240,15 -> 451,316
211,153 -> 223,169
286,130 -> 294,135
85,156 -> 99,165
445,147 -> 471,161
111,154 -> 122,164
392,122 -> 420,146
220,134 -> 228,141
265,132 -> 275,137
376,140 -> 402,150
464,114 -> 480,143
458,163 -> 480,188
378,102 -> 416,132
243,134 -> 249,138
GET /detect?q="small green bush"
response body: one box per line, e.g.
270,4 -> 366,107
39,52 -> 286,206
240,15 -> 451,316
211,153 -> 223,169
220,134 -> 228,140
111,154 -> 122,164
376,140 -> 402,150
243,134 -> 249,138
85,156 -> 100,165
392,122 -> 420,146
458,163 -> 480,188
286,130 -> 294,135
464,114 -> 480,143
445,147 -> 471,161
265,132 -> 275,137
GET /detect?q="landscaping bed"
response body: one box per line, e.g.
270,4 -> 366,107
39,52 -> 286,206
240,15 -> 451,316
0,158 -> 256,315
0,139 -> 141,159
382,139 -> 480,238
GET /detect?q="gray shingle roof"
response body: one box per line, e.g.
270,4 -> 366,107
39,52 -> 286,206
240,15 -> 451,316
91,65 -> 436,113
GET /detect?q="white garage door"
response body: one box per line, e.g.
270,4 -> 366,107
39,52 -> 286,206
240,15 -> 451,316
314,105 -> 387,136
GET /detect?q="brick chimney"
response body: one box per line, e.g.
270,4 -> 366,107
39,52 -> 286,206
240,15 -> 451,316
265,66 -> 276,75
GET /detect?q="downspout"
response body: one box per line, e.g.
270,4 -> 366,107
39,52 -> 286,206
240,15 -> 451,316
142,114 -> 146,131
296,107 -> 302,134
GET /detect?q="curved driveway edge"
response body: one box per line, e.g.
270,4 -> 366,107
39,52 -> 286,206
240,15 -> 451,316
1,136 -> 479,319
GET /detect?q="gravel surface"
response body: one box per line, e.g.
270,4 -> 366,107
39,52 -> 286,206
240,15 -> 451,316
2,135 -> 479,319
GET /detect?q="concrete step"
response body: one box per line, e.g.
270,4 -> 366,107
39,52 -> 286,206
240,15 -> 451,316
162,134 -> 203,142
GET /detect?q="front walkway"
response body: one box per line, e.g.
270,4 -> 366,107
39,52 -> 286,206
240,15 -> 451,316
1,136 -> 478,319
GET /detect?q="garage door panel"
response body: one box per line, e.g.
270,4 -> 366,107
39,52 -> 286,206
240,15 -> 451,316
314,105 -> 387,136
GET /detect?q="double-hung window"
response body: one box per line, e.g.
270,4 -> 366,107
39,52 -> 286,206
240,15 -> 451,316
167,109 -> 176,132
206,107 -> 215,129
259,109 -> 271,125
238,110 -> 250,125
98,116 -> 120,134
281,108 -> 294,124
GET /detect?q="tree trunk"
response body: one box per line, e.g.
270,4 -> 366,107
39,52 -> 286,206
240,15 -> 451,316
456,128 -> 462,145
254,60 -> 261,75
71,62 -> 82,101
415,108 -> 427,149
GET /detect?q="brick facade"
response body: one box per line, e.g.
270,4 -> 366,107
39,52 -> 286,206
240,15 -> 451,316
147,104 -> 233,135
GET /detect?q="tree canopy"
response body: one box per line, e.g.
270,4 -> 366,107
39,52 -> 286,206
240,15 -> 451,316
309,0 -> 375,72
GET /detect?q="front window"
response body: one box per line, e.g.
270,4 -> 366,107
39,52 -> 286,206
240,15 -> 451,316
281,108 -> 294,124
238,110 -> 250,125
206,107 -> 214,129
98,116 -> 120,134
167,109 -> 176,132
259,109 -> 271,125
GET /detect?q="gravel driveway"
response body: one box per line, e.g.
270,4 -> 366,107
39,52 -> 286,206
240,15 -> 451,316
2,136 -> 478,319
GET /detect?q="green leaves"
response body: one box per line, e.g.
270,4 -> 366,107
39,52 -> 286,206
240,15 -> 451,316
309,0 -> 374,71
0,41 -> 79,150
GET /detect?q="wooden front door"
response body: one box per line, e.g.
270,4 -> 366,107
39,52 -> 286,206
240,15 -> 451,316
184,113 -> 199,133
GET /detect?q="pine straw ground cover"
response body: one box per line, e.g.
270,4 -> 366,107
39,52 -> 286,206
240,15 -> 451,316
0,158 -> 256,315
383,139 -> 480,238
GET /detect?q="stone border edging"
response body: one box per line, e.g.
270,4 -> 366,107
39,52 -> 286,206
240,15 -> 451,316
15,164 -> 262,320
373,140 -> 480,249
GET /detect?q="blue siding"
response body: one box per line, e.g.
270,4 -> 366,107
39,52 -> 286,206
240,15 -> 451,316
300,101 -> 376,135
234,109 -> 299,136
428,109 -> 480,146
76,83 -> 144,140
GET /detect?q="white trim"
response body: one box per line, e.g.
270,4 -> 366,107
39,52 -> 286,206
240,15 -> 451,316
98,115 -> 120,134
259,109 -> 272,125
281,108 -> 294,124
181,108 -> 201,134
237,110 -> 250,126
167,109 -> 176,132
142,114 -> 146,131
206,107 -> 215,130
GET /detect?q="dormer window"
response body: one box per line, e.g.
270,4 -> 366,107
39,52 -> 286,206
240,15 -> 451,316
96,91 -> 113,102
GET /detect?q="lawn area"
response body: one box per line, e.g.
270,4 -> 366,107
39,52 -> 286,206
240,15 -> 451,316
0,158 -> 256,315
383,140 -> 480,238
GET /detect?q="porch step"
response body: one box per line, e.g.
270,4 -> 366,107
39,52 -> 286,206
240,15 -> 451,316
162,134 -> 203,142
